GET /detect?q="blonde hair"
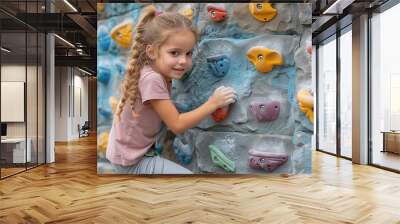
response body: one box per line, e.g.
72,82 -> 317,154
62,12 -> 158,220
115,5 -> 197,121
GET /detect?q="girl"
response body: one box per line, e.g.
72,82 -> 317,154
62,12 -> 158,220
106,5 -> 236,174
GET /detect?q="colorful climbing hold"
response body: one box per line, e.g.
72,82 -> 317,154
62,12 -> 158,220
109,96 -> 118,114
248,3 -> 277,22
98,132 -> 109,153
211,105 -> 230,123
179,7 -> 193,21
249,100 -> 280,122
209,144 -> 235,173
306,46 -> 312,55
98,66 -> 111,84
207,5 -> 227,22
97,3 -> 105,12
248,149 -> 288,172
99,108 -> 112,118
173,137 -> 193,165
207,55 -> 230,78
110,21 -> 133,49
247,46 -> 283,73
98,26 -> 111,53
297,89 -> 314,123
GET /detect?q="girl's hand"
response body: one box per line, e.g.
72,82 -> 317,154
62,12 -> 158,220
208,86 -> 236,110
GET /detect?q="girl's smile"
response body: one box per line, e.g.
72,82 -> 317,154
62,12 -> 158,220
146,29 -> 196,80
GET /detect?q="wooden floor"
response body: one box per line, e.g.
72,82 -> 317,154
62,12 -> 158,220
373,150 -> 400,171
1,135 -> 400,223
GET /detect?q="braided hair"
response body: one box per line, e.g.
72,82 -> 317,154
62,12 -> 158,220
115,5 -> 197,121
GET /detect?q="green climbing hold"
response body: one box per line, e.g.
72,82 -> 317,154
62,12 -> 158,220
209,144 -> 235,173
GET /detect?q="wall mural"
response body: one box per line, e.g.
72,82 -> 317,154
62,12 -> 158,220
97,3 -> 313,174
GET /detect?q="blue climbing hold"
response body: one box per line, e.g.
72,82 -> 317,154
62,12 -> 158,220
98,66 -> 111,85
173,137 -> 193,165
98,26 -> 111,53
108,39 -> 120,55
113,60 -> 126,78
98,107 -> 112,118
207,55 -> 230,78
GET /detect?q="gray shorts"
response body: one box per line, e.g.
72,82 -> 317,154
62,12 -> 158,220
99,156 -> 193,175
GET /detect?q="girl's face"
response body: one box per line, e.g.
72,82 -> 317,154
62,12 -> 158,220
146,29 -> 196,80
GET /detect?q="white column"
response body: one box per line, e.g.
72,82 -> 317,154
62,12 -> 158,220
352,14 -> 369,164
46,32 -> 55,163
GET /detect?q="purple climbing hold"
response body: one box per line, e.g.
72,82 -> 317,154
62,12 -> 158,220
248,149 -> 288,172
249,100 -> 280,122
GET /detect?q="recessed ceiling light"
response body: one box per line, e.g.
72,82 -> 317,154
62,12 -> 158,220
1,47 -> 11,53
78,67 -> 92,76
63,0 -> 78,12
54,34 -> 75,48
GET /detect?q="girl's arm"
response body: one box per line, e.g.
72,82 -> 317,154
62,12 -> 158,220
150,86 -> 235,134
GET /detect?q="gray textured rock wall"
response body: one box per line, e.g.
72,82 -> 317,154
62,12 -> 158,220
97,3 -> 313,174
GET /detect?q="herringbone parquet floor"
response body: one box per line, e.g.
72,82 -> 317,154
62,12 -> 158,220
1,135 -> 400,223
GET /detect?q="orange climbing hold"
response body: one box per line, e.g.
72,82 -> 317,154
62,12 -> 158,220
180,7 -> 193,21
207,5 -> 227,22
98,132 -> 110,154
212,105 -> 230,122
109,96 -> 118,114
97,3 -> 105,12
110,22 -> 133,49
249,3 -> 277,22
247,46 -> 283,73
297,89 -> 314,123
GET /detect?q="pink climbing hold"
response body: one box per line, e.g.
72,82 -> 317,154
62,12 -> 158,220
249,100 -> 280,122
248,149 -> 288,172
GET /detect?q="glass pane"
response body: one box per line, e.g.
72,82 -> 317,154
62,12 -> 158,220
340,29 -> 352,158
371,3 -> 400,171
27,31 -> 38,169
1,29 -> 27,177
38,32 -> 45,165
318,37 -> 337,154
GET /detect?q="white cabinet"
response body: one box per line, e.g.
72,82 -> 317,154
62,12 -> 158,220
1,138 -> 32,163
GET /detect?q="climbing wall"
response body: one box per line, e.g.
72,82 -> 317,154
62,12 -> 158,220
97,3 -> 313,174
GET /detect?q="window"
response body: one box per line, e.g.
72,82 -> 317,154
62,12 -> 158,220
340,27 -> 352,158
371,2 -> 400,171
317,36 -> 337,155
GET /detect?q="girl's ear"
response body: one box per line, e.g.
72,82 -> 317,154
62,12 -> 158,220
146,44 -> 157,60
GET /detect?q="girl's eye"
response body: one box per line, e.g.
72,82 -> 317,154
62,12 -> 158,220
170,51 -> 179,57
186,51 -> 192,56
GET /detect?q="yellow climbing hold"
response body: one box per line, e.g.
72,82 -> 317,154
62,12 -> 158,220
247,46 -> 283,73
97,3 -> 104,12
109,96 -> 118,114
297,89 -> 314,123
110,22 -> 133,49
98,132 -> 109,153
249,3 -> 277,22
179,7 -> 193,21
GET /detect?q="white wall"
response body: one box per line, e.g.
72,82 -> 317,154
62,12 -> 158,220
55,67 -> 68,141
54,67 -> 89,141
1,65 -> 39,137
1,63 -> 46,164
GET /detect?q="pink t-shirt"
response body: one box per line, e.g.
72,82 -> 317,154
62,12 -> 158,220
106,66 -> 171,166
